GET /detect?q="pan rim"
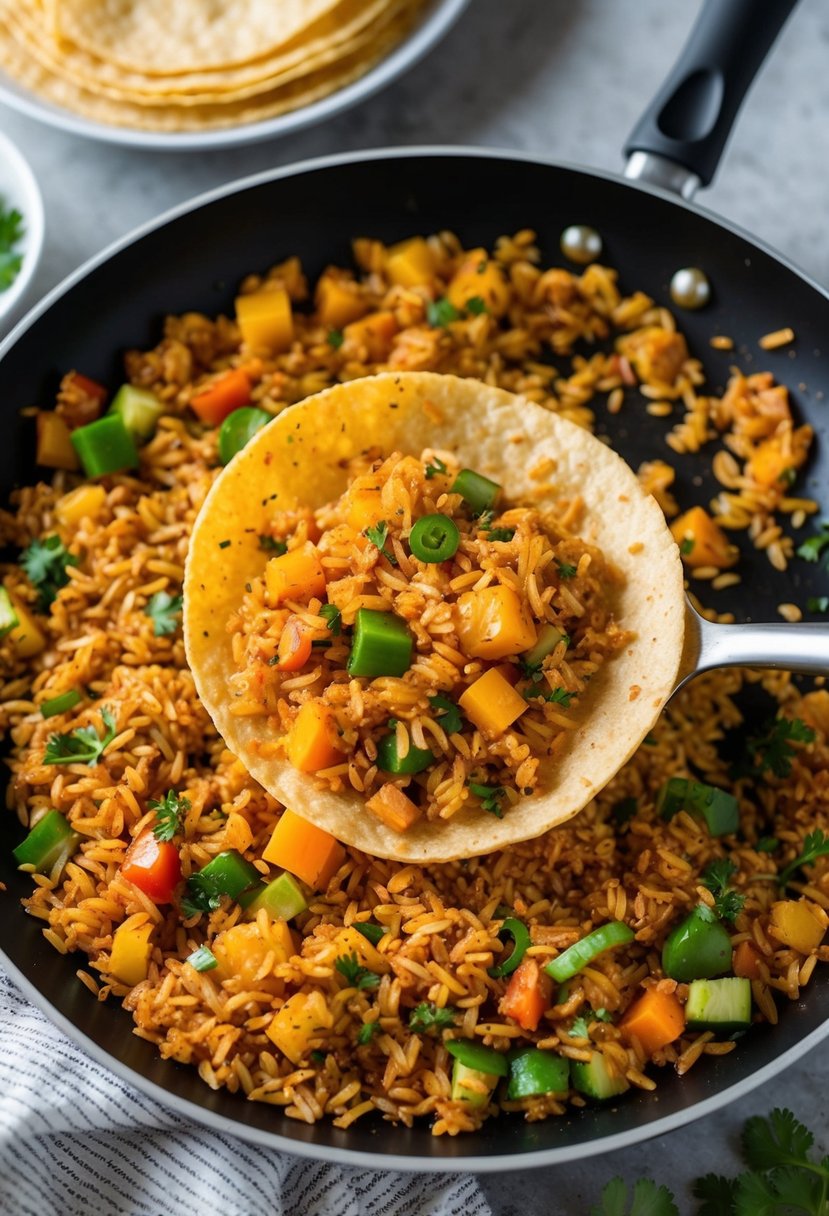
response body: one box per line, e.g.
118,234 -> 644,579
2,142 -> 829,1170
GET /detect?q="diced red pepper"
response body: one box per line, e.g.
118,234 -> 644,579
68,372 -> 108,407
498,958 -> 551,1031
122,828 -> 181,904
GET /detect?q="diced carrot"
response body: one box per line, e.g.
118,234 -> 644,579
670,506 -> 738,569
345,475 -> 385,532
447,248 -> 511,318
263,808 -> 345,889
276,616 -> 313,672
36,412 -> 80,471
266,990 -> 334,1064
459,667 -> 528,735
733,940 -> 763,980
342,310 -> 397,361
385,237 -> 436,288
286,700 -> 343,773
56,484 -> 107,527
498,959 -> 551,1031
235,287 -> 294,352
365,783 -> 421,833
454,584 -> 537,660
619,988 -> 685,1057
769,899 -> 827,953
265,542 -> 326,606
315,271 -> 369,329
190,368 -> 251,426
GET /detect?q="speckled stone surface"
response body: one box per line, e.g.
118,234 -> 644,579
0,0 -> 828,1209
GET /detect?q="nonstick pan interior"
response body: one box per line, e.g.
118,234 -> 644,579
1,149 -> 828,1169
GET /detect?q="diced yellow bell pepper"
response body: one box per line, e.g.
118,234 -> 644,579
459,667 -> 529,735
447,248 -> 510,318
454,584 -> 537,660
110,921 -> 153,986
315,271 -> 369,329
263,807 -> 345,888
769,900 -> 827,953
345,475 -> 384,532
385,237 -> 436,288
5,596 -> 46,658
342,310 -> 397,361
266,990 -> 334,1064
235,287 -> 294,353
36,411 -> 80,471
670,506 -> 738,569
56,484 -> 107,528
265,542 -> 326,606
211,919 -> 295,994
333,925 -> 390,974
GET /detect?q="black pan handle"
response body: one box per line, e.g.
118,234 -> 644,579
624,0 -> 798,198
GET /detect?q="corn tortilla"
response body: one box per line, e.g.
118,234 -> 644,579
184,373 -> 686,863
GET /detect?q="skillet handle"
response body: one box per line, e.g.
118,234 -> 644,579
623,0 -> 798,198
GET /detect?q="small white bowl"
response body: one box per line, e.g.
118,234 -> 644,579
0,129 -> 44,326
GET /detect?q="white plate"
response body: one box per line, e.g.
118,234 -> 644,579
0,0 -> 470,151
0,130 -> 44,326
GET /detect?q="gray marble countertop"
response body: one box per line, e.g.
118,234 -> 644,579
1,0 -> 828,1210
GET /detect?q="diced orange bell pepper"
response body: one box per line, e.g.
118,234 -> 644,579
455,584 -> 537,660
732,940 -> 763,980
110,920 -> 153,987
36,412 -> 80,471
342,310 -> 397,361
498,959 -> 551,1031
619,988 -> 685,1056
746,426 -> 812,488
670,506 -> 738,569
265,542 -> 326,606
345,475 -> 385,532
263,808 -> 345,889
190,368 -> 252,426
459,667 -> 528,735
447,248 -> 510,318
56,484 -> 107,527
235,287 -> 294,353
385,237 -> 436,288
365,783 -> 421,833
266,990 -> 334,1064
286,700 -> 343,773
769,899 -> 827,953
315,271 -> 369,329
276,616 -> 313,672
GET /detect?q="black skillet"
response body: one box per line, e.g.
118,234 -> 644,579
1,0 -> 826,1172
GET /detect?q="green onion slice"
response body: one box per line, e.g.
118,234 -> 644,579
545,921 -> 634,983
187,945 -> 218,972
408,513 -> 460,563
445,1038 -> 509,1077
41,689 -> 82,718
450,468 -> 501,514
487,916 -> 531,978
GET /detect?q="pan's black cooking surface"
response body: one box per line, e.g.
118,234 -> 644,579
1,149 -> 828,1167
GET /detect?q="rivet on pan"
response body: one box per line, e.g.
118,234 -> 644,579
670,267 -> 711,310
560,225 -> 602,265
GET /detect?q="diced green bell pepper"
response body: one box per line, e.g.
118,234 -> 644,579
450,1059 -> 500,1108
506,1049 -> 569,1100
109,384 -> 164,441
661,904 -> 732,982
354,921 -> 385,946
241,870 -> 307,921
570,1052 -> 630,1100
218,406 -> 271,466
376,731 -> 433,774
197,850 -> 261,901
13,809 -> 80,873
347,608 -> 412,678
545,921 -> 635,983
450,468 -> 501,514
656,777 -> 739,836
71,414 -> 138,478
446,1038 -> 509,1077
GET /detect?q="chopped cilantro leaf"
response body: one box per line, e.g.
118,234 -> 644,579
43,706 -> 116,767
569,1015 -> 591,1039
357,1020 -> 380,1045
424,456 -> 448,479
701,858 -> 746,921
744,716 -> 815,779
777,828 -> 829,887
428,694 -> 463,735
145,591 -> 183,637
327,329 -> 344,349
807,596 -> 829,613
364,520 -> 398,565
181,873 -> 224,917
258,534 -> 288,555
556,560 -> 578,578
0,203 -> 24,292
426,297 -> 461,327
465,296 -> 488,316
611,796 -> 638,825
756,836 -> 779,853
524,685 -> 574,707
320,603 -> 342,635
796,523 -> 829,562
679,537 -> 695,556
468,782 -> 506,817
149,789 -> 190,842
21,535 -> 79,610
486,527 -> 515,543
218,540 -> 231,549
408,1002 -> 457,1034
335,952 -> 380,990
779,466 -> 798,486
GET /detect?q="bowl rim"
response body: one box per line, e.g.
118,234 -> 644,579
0,129 -> 44,323
0,0 -> 471,152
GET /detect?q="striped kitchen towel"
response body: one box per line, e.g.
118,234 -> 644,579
0,969 -> 492,1216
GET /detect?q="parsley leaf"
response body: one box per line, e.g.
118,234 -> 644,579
357,1020 -> 380,1045
21,535 -> 79,610
149,789 -> 190,842
426,297 -> 461,327
679,537 -> 696,556
43,706 -> 116,767
428,694 -> 463,735
486,527 -> 515,543
702,858 -> 746,921
0,203 -> 24,292
186,945 -> 217,972
327,329 -> 344,349
591,1177 -> 678,1216
807,596 -> 829,613
465,296 -> 488,316
424,456 -> 448,479
556,559 -> 578,578
744,716 -> 815,779
524,685 -> 574,707
320,603 -> 342,635
777,828 -> 829,888
145,591 -> 183,637
258,534 -> 288,554
569,1015 -> 591,1039
364,520 -> 397,565
468,782 -> 506,817
408,1002 -> 457,1034
796,523 -> 829,563
335,952 -> 380,990
181,871 -> 224,917
742,1108 -> 815,1172
756,836 -> 779,853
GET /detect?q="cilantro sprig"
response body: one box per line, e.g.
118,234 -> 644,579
428,694 -> 463,735
364,520 -> 398,565
486,527 -> 515,543
408,1002 -> 457,1034
258,534 -> 288,555
468,782 -> 506,818
357,1020 -> 380,1045
335,952 -> 380,991
702,858 -> 746,922
426,297 -> 462,327
742,716 -> 815,779
149,789 -> 191,842
556,559 -> 578,579
591,1178 -> 678,1216
21,536 -> 79,611
424,456 -> 448,479
796,522 -> 829,563
145,591 -> 183,637
43,706 -> 116,767
0,203 -> 24,292
777,829 -> 829,888
320,603 -> 342,635
569,1008 -> 613,1039
524,685 -> 574,707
